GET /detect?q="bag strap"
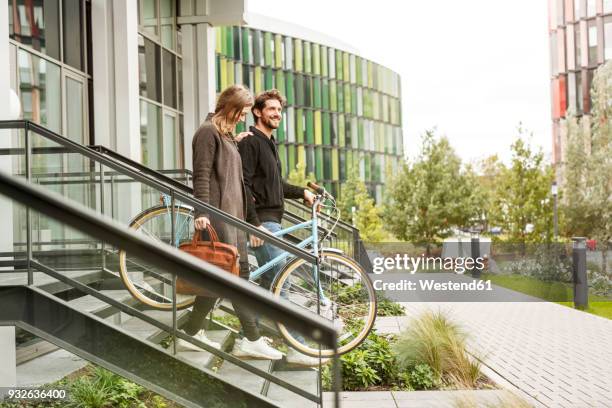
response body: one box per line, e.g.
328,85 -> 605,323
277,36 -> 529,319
192,225 -> 220,250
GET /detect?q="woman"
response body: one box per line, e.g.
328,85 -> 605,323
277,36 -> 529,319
177,85 -> 282,360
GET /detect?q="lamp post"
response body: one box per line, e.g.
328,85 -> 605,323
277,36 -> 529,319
551,181 -> 558,240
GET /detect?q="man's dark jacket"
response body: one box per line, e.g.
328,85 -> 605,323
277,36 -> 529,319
238,126 -> 303,226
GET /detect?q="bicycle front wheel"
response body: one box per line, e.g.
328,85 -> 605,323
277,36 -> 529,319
118,205 -> 196,310
271,250 -> 377,357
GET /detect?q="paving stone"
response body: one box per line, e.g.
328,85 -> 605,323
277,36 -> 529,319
376,299 -> 612,408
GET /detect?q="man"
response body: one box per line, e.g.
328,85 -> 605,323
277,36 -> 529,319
238,89 -> 321,366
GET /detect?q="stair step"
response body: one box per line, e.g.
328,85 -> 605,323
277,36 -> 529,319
216,359 -> 272,395
0,269 -> 104,293
67,289 -> 133,315
171,330 -> 233,369
266,370 -> 319,407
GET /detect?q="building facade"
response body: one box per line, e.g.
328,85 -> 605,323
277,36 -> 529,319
3,0 -> 402,202
214,21 -> 403,200
548,0 -> 612,168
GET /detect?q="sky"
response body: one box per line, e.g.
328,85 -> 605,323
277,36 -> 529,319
248,0 -> 552,166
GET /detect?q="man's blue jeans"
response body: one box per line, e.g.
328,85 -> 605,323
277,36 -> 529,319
253,221 -> 285,290
252,221 -> 306,345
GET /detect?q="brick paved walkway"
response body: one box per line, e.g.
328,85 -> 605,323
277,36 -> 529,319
376,302 -> 612,408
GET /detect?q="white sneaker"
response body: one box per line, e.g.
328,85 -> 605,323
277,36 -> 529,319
175,330 -> 220,352
285,348 -> 329,367
231,337 -> 283,360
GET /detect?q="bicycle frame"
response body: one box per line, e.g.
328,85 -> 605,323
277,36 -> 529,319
160,194 -> 329,301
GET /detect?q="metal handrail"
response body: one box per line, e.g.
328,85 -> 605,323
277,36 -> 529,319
0,120 -> 314,264
0,168 -> 339,347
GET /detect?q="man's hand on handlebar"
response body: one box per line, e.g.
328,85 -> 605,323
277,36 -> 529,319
303,189 -> 316,207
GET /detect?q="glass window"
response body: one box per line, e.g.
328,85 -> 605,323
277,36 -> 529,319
337,81 -> 344,112
295,108 -> 304,143
162,113 -> 177,168
304,75 -> 312,107
294,39 -> 303,71
274,34 -> 283,68
139,35 -> 161,102
322,79 -> 329,110
314,111 -> 322,145
312,43 -> 321,76
284,36 -> 293,70
18,49 -> 61,133
335,50 -> 343,80
160,0 -> 175,49
306,110 -> 314,144
605,0 -> 612,13
140,100 -> 161,169
323,149 -> 332,180
286,107 -> 295,143
577,69 -> 584,113
313,77 -> 322,108
575,0 -> 582,19
576,24 -> 582,67
304,41 -> 311,74
264,32 -> 273,66
587,0 -> 596,16
162,49 -> 176,108
605,21 -> 612,59
65,77 -> 85,144
242,28 -> 252,64
62,0 -> 84,70
295,74 -> 304,106
315,147 -> 323,180
588,24 -> 598,64
321,46 -> 328,77
10,0 -> 61,61
568,72 -> 577,112
177,58 -> 183,111
286,71 -> 295,104
322,112 -> 331,145
264,67 -> 273,90
328,47 -> 335,79
142,0 -> 158,36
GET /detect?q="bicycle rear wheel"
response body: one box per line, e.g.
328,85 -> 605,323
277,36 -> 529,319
271,250 -> 377,357
118,205 -> 196,310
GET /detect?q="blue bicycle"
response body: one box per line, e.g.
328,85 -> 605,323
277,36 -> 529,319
118,182 -> 377,356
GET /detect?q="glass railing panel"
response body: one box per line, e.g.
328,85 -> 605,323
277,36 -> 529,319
0,185 -> 339,407
0,127 -> 26,285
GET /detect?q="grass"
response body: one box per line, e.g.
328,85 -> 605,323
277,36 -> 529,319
482,273 -> 611,320
0,365 -> 181,408
557,301 -> 612,319
392,311 -> 485,389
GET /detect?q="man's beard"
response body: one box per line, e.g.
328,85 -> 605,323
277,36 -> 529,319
262,116 -> 280,130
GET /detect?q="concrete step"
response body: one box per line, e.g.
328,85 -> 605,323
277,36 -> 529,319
266,370 -> 319,407
216,359 -> 272,395
67,289 -> 134,316
170,330 -> 233,369
0,269 -> 105,293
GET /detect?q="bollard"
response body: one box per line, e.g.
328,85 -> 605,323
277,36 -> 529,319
572,237 -> 589,310
471,235 -> 481,278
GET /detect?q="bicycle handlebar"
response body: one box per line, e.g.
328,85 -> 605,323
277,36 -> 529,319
307,181 -> 333,200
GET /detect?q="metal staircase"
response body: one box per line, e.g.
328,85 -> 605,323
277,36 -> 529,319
0,120 -> 341,408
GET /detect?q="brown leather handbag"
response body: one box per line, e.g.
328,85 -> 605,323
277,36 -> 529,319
176,225 -> 240,296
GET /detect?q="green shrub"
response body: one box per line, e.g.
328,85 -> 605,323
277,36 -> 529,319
408,363 -> 437,390
393,311 -> 482,389
376,299 -> 406,316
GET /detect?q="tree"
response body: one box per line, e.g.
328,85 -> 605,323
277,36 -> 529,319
475,154 -> 505,232
563,61 -> 612,275
338,167 -> 386,242
383,130 -> 481,247
287,161 -> 316,187
487,131 -> 555,244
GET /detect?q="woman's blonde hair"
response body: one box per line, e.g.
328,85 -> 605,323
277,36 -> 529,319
211,85 -> 253,135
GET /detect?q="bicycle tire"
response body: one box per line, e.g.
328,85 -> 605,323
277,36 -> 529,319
271,250 -> 377,357
118,205 -> 196,311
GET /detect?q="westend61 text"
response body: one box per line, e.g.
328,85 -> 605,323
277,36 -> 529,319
372,254 -> 485,274
373,279 -> 493,292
